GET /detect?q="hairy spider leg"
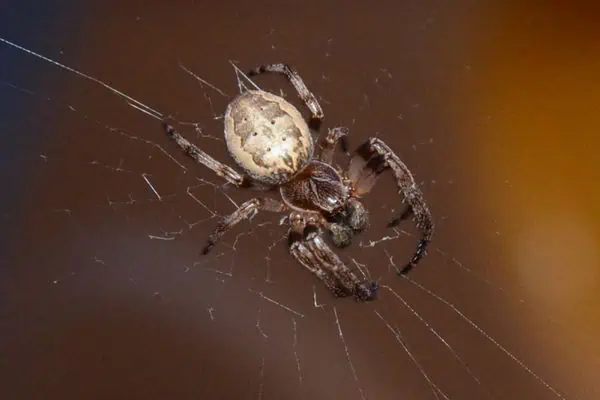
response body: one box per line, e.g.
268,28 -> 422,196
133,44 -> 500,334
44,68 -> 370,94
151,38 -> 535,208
247,63 -> 324,130
163,119 -> 249,187
203,198 -> 287,255
288,213 -> 379,302
288,214 -> 340,294
349,137 -> 434,275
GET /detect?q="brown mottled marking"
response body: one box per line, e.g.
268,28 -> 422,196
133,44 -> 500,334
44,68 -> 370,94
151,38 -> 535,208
224,90 -> 314,185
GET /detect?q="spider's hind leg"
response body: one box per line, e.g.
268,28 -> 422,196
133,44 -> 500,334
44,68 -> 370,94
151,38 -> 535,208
163,119 -> 249,187
248,63 -> 324,130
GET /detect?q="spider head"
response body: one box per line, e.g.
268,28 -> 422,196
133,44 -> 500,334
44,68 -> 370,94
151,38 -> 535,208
280,160 -> 347,213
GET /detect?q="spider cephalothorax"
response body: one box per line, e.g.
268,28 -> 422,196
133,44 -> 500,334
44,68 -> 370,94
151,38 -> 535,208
163,63 -> 434,301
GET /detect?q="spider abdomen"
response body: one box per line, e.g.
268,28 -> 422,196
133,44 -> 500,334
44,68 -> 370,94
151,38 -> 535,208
224,90 -> 314,185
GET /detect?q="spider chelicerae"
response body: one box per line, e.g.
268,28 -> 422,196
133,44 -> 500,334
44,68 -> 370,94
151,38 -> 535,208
162,63 -> 434,301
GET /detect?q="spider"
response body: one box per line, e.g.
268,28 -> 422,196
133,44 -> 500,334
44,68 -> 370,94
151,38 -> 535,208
162,63 -> 434,301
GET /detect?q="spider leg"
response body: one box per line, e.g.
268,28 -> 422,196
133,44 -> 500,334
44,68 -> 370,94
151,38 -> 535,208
163,120 -> 248,187
288,214 -> 343,296
319,127 -> 348,164
306,232 -> 379,301
203,198 -> 287,254
288,213 -> 379,301
247,63 -> 324,130
349,137 -> 434,275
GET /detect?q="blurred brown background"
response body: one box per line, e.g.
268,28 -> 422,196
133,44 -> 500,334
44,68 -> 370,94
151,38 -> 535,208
1,1 -> 599,399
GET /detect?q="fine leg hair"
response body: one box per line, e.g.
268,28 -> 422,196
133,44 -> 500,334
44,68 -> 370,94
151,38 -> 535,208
163,120 -> 248,187
203,198 -> 287,254
288,213 -> 379,301
247,63 -> 324,130
319,127 -> 348,164
288,214 -> 341,296
349,137 -> 434,275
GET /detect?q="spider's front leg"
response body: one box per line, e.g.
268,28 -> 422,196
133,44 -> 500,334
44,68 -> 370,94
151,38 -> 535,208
203,198 -> 287,254
349,137 -> 434,275
163,120 -> 248,187
288,213 -> 379,302
288,214 -> 341,295
247,63 -> 324,130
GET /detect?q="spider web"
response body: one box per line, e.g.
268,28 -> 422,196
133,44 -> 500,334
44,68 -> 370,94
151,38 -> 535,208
0,3 -> 596,399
